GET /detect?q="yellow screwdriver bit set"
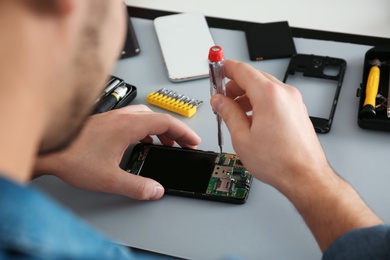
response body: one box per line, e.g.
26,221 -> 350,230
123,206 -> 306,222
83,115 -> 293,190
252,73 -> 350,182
146,88 -> 203,118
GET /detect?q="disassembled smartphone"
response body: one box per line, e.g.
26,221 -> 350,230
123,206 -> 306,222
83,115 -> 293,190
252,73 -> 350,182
283,54 -> 347,133
126,143 -> 252,204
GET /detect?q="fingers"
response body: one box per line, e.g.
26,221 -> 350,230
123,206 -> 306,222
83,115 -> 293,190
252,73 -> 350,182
140,135 -> 154,143
45,104 -> 201,202
115,170 -> 165,200
101,105 -> 201,149
225,79 -> 247,99
224,60 -> 270,99
84,167 -> 165,200
121,112 -> 201,149
232,95 -> 252,113
224,60 -> 288,100
48,154 -> 165,200
212,60 -> 276,131
210,94 -> 251,139
119,104 -> 153,113
219,60 -> 304,120
224,60 -> 285,86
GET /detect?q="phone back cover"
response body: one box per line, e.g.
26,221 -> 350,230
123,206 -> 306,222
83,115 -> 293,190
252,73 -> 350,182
154,13 -> 215,82
245,21 -> 296,61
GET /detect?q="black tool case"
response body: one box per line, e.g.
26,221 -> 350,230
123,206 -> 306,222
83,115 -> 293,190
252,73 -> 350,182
357,45 -> 390,131
93,75 -> 137,114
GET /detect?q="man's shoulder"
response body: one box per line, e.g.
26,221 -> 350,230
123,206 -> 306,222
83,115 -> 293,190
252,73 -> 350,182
323,224 -> 390,260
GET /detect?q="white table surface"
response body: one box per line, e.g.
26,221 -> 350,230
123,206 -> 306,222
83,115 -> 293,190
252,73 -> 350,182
32,14 -> 390,260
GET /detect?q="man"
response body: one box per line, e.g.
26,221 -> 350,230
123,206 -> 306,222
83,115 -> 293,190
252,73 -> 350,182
0,0 -> 200,259
1,0 -> 389,259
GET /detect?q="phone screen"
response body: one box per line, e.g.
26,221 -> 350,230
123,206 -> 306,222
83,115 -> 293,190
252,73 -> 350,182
126,144 -> 252,204
139,145 -> 216,193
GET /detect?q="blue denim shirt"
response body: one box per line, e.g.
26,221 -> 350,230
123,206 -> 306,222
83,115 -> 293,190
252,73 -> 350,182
0,176 -> 174,260
1,175 -> 390,259
323,224 -> 390,259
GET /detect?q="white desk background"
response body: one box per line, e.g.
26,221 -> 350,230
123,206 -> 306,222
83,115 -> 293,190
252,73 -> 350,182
126,0 -> 390,39
32,16 -> 390,260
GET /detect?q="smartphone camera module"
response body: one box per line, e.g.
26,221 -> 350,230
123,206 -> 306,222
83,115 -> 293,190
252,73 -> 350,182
313,59 -> 322,68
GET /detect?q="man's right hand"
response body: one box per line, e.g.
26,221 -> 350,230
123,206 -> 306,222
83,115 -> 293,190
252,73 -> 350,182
210,60 -> 383,252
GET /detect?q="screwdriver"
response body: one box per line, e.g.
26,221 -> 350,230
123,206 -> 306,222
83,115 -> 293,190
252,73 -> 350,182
208,46 -> 226,154
360,59 -> 381,119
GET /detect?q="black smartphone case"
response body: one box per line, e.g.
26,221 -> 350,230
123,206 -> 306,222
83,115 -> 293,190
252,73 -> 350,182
357,45 -> 390,131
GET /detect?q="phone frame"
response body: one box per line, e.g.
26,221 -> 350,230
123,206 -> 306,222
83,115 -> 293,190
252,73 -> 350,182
283,54 -> 347,133
125,143 -> 252,204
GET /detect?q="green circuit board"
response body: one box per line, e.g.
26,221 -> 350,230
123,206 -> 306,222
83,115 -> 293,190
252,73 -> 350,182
206,153 -> 252,199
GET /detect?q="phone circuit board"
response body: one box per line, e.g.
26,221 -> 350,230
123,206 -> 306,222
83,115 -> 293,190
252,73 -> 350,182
208,153 -> 252,200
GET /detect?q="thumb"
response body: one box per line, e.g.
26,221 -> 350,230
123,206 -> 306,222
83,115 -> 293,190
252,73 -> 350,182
210,94 -> 250,137
115,170 -> 165,200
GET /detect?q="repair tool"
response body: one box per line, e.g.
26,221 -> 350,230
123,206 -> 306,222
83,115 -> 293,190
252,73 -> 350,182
360,59 -> 381,118
208,46 -> 226,154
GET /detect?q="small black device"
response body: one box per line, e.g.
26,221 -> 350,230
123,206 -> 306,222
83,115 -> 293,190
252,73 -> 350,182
120,12 -> 140,59
245,21 -> 296,61
283,54 -> 347,133
94,75 -> 137,114
126,143 -> 253,204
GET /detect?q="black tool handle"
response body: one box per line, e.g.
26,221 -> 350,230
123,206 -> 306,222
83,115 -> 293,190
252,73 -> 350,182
95,95 -> 118,113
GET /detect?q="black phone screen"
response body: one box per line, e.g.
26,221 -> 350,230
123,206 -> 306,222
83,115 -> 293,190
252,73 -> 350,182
139,146 -> 218,193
